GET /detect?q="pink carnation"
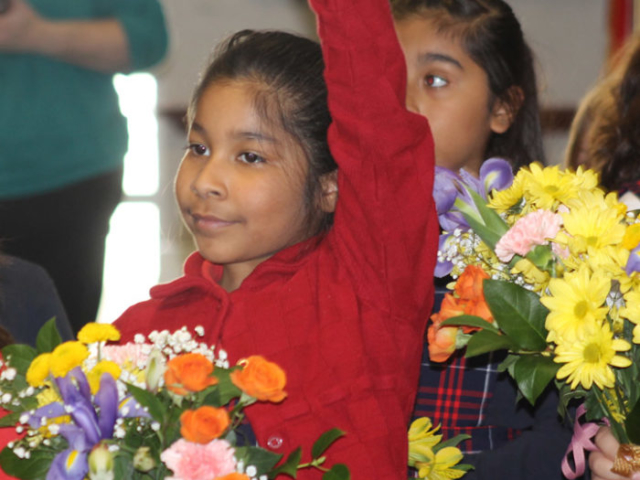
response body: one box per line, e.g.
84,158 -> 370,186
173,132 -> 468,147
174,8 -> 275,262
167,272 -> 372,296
495,210 -> 562,262
161,439 -> 236,480
102,343 -> 149,368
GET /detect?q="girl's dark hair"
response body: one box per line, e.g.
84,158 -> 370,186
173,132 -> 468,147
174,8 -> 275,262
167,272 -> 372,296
391,0 -> 544,169
188,30 -> 336,234
596,45 -> 640,192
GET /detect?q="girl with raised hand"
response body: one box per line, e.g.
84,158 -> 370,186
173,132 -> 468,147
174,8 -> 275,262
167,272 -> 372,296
391,1 -> 572,479
113,0 -> 438,477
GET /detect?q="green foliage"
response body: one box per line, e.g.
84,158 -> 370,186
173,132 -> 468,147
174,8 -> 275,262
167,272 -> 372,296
509,354 -> 559,405
484,279 -> 548,352
269,447 -> 302,479
311,428 -> 346,459
35,318 -> 62,355
323,464 -> 350,480
465,330 -> 518,358
203,366 -> 243,407
235,446 -> 282,476
0,446 -> 54,480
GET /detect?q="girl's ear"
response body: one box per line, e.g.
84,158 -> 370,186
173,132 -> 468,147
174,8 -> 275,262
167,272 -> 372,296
319,170 -> 338,213
490,86 -> 524,134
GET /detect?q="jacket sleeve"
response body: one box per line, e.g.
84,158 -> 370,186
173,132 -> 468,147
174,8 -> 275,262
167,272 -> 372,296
308,0 -> 438,321
95,0 -> 168,70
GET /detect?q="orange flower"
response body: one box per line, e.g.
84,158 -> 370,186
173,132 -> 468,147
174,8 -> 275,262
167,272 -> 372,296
216,474 -> 250,480
455,265 -> 489,300
230,356 -> 287,403
180,406 -> 230,444
430,293 -> 465,326
164,353 -> 218,396
427,323 -> 458,362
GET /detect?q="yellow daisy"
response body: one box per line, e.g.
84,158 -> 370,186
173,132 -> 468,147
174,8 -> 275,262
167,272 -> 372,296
26,353 -> 52,387
521,163 -> 582,210
558,203 -> 626,255
541,265 -> 610,342
488,173 -> 525,214
87,360 -> 122,394
620,289 -> 640,344
77,323 -> 121,344
623,223 -> 640,250
49,341 -> 89,378
512,258 -> 550,292
554,323 -> 632,390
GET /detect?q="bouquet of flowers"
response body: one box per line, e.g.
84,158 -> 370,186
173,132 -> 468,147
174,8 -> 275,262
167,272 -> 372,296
0,320 -> 348,480
430,159 -> 640,476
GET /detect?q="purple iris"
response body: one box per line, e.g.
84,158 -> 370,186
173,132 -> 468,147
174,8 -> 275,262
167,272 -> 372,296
26,367 -> 144,480
626,244 -> 640,276
434,234 -> 454,278
480,158 -> 513,194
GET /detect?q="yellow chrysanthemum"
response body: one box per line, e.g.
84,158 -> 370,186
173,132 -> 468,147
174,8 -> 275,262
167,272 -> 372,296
558,204 -> 626,255
511,258 -> 550,292
521,163 -> 582,210
554,323 -> 632,390
49,341 -> 89,378
488,173 -> 525,214
541,266 -> 610,342
87,361 -> 122,394
409,418 -> 442,463
579,246 -> 628,282
622,223 -> 640,250
415,447 -> 466,480
77,323 -> 121,344
35,385 -> 71,436
620,289 -> 640,344
26,353 -> 52,387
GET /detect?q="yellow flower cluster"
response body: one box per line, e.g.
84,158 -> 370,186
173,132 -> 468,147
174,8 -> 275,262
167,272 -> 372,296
484,163 -> 640,391
408,418 -> 467,480
25,323 -> 122,394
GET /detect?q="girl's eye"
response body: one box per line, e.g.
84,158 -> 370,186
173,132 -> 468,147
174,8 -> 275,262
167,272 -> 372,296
425,75 -> 448,88
189,143 -> 210,156
238,152 -> 265,164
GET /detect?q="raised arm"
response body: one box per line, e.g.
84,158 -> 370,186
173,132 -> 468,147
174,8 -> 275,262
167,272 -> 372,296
309,0 -> 438,319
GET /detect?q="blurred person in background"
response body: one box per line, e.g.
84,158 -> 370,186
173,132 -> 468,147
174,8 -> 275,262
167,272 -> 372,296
0,0 -> 168,333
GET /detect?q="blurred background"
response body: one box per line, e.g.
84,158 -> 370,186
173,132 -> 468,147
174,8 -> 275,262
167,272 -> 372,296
97,0 -> 622,322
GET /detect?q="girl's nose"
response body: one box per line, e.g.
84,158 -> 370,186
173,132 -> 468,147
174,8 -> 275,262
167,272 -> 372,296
405,84 -> 420,115
191,157 -> 228,199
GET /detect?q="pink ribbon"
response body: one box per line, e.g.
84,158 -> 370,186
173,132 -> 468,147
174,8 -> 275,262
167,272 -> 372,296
562,404 -> 603,479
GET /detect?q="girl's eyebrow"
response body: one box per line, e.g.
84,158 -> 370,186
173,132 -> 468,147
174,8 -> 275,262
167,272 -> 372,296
418,52 -> 463,70
232,130 -> 280,144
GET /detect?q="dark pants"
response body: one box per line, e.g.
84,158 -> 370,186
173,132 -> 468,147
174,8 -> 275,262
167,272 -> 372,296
0,169 -> 123,334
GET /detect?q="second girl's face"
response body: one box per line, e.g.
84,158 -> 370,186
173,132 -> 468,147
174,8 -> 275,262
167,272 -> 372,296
395,15 -> 505,175
175,80 -> 312,290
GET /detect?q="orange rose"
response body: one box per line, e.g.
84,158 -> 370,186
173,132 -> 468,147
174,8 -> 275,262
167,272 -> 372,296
230,356 -> 287,403
216,475 -> 250,480
164,353 -> 218,396
427,323 -> 458,362
430,293 -> 465,326
180,406 -> 230,444
455,265 -> 489,300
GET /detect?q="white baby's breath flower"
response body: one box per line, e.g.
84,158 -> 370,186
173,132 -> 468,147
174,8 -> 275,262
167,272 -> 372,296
48,424 -> 60,435
134,333 -> 146,344
2,368 -> 17,381
1,393 -> 11,403
246,466 -> 257,477
194,325 -> 205,336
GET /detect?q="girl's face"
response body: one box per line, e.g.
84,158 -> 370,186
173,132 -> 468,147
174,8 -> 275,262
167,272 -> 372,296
395,15 -> 510,175
175,81 -> 313,291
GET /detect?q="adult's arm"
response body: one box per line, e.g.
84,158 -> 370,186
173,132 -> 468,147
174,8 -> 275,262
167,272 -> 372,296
0,0 -> 167,72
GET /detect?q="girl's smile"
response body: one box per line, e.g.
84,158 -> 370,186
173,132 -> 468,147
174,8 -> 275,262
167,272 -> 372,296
175,80 -> 313,291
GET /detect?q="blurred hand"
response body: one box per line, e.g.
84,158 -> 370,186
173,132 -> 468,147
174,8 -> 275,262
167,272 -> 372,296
0,0 -> 44,52
590,426 -> 640,480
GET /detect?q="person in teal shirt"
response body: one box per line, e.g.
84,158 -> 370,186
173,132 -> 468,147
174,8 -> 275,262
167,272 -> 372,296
0,0 -> 168,333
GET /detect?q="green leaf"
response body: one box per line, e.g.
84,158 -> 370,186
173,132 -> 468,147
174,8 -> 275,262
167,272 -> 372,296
269,447 -> 301,479
126,383 -> 166,422
235,446 -> 282,475
511,354 -> 560,405
35,318 -> 63,355
322,464 -> 350,480
1,344 -> 37,375
0,411 -> 21,428
203,367 -> 242,407
465,329 -> 518,358
626,397 -> 640,444
468,188 -> 510,238
311,428 -> 346,459
441,315 -> 500,333
432,434 -> 471,452
483,280 -> 548,352
0,446 -> 54,480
